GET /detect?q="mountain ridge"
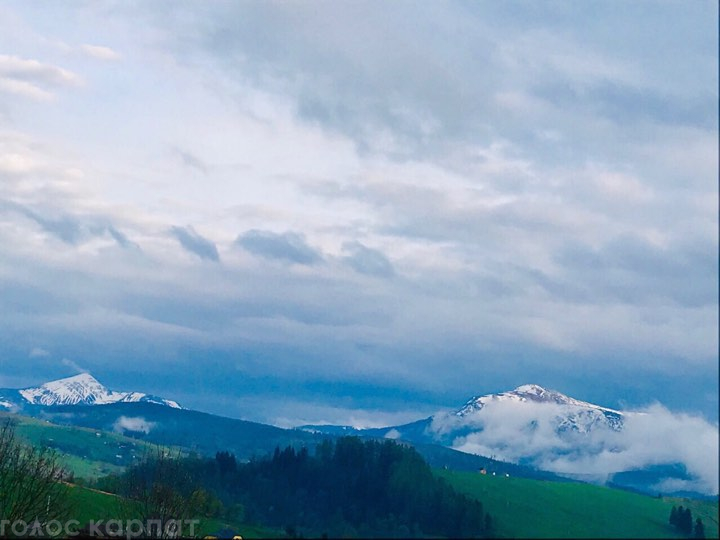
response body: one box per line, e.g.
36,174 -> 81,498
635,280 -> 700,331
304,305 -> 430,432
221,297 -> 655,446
299,384 -> 707,497
0,373 -> 181,410
0,376 -> 712,498
301,383 -> 626,437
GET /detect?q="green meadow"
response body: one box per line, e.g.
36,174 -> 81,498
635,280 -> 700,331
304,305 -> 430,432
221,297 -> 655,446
440,469 -> 718,539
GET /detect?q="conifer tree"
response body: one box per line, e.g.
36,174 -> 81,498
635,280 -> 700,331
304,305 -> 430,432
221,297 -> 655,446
676,506 -> 685,532
693,517 -> 705,539
681,507 -> 693,536
670,505 -> 678,527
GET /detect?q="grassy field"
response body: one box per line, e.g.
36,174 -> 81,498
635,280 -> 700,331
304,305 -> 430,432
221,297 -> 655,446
65,485 -> 284,539
439,469 -> 719,539
1,411 -> 177,480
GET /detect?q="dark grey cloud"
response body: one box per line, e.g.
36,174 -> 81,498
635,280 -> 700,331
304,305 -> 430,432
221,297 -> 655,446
106,226 -> 139,250
0,199 -> 80,243
23,209 -> 82,244
550,235 -> 718,308
170,225 -> 220,261
1,200 -> 136,248
532,80 -> 717,130
236,229 -> 322,265
172,146 -> 209,174
141,0 -> 716,162
342,241 -> 394,278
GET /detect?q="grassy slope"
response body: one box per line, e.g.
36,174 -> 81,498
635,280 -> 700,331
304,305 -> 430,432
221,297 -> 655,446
65,485 -> 283,539
439,469 -> 719,539
1,411 -> 172,480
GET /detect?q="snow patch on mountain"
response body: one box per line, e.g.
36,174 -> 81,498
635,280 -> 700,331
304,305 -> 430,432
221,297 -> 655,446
17,373 -> 181,409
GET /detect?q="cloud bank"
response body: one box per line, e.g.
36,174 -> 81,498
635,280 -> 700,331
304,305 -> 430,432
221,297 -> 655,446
432,400 -> 719,495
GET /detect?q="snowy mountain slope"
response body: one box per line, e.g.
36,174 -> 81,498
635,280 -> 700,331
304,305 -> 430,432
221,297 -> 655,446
1,373 -> 181,409
451,383 -> 625,433
303,384 -> 626,443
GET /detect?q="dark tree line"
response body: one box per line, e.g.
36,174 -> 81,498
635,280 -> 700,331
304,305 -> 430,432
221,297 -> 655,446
100,437 -> 494,538
669,505 -> 704,538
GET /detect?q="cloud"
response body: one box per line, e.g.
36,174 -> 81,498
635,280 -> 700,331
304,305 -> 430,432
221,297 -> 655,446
0,2 -> 715,436
79,44 -> 121,61
432,400 -> 719,495
158,1 -> 716,162
0,54 -> 81,101
0,78 -> 54,101
172,147 -> 209,174
267,399 -> 428,430
14,206 -> 82,244
29,347 -> 49,358
0,200 -> 137,248
61,358 -> 87,374
170,225 -> 220,262
342,241 -> 394,278
106,226 -> 139,250
236,230 -> 322,265
113,416 -> 156,434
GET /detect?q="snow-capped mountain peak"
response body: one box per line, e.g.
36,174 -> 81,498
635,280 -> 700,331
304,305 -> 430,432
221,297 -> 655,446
14,373 -> 181,409
451,384 -> 623,433
514,383 -> 546,395
456,383 -> 622,416
19,373 -> 106,406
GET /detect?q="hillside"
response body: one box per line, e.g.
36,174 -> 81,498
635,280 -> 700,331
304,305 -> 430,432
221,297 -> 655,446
33,402 -> 322,460
439,469 -> 719,539
0,411 -> 160,479
28,403 -> 549,483
65,485 -> 282,538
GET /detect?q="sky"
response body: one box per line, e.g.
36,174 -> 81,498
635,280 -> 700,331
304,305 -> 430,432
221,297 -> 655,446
0,1 -> 717,429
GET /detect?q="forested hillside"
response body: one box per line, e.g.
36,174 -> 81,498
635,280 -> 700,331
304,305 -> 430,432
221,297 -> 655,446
98,437 -> 494,538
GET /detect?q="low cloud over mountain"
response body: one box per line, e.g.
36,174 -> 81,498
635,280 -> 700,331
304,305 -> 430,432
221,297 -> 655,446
432,398 -> 719,495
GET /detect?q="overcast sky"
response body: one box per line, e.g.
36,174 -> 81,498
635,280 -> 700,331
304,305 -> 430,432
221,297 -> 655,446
0,1 -> 717,427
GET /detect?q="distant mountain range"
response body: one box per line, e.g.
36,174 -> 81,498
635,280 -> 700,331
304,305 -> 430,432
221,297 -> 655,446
302,383 -> 626,443
0,373 -> 565,483
0,375 -> 707,497
300,384 -> 706,496
0,373 -> 181,410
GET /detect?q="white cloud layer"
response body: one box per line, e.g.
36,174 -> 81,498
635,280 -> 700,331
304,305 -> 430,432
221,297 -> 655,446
438,401 -> 719,495
0,54 -> 81,101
